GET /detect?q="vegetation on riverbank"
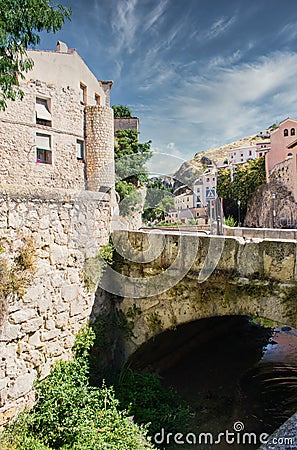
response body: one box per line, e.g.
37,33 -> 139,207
0,323 -> 189,450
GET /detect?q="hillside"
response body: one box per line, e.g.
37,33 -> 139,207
173,133 -> 270,189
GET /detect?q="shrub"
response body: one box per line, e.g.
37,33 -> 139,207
1,325 -> 155,450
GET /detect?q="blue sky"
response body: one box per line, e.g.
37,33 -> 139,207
38,0 -> 297,174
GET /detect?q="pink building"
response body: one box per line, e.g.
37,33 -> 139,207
266,118 -> 297,174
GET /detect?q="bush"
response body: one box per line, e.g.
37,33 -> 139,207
1,326 -> 155,450
115,369 -> 190,437
223,216 -> 237,227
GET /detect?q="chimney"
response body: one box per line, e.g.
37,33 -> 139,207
56,41 -> 68,53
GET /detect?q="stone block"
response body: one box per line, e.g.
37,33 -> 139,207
70,299 -> 85,317
0,324 -> 21,341
61,285 -> 79,302
41,329 -> 59,342
10,308 -> 37,324
55,312 -> 69,329
262,240 -> 296,281
236,241 -> 263,276
21,317 -> 43,333
28,331 -> 42,347
10,372 -> 35,399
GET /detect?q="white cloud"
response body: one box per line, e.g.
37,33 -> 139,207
138,50 -> 297,172
172,51 -> 297,138
143,0 -> 168,32
278,22 -> 297,43
111,0 -> 139,53
205,16 -> 236,40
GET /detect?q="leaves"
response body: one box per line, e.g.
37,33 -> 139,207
217,156 -> 266,220
0,0 -> 71,109
112,104 -> 132,118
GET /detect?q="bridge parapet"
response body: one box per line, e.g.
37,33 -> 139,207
107,231 -> 297,358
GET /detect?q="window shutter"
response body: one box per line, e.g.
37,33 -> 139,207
36,134 -> 51,149
36,98 -> 51,121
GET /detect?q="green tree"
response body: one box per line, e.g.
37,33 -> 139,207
143,178 -> 174,222
217,156 -> 266,221
115,129 -> 152,216
112,104 -> 132,118
0,0 -> 71,110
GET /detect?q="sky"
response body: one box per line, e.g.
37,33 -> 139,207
37,0 -> 297,174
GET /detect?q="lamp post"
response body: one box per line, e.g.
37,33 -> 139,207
272,193 -> 276,228
237,200 -> 241,227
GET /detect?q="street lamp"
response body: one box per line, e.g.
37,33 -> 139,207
237,200 -> 241,227
272,193 -> 276,228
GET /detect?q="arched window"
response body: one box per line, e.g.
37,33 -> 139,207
284,129 -> 289,136
288,152 -> 293,157
291,128 -> 295,136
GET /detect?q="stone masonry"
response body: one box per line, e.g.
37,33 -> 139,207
0,80 -> 86,190
0,186 -> 111,425
85,106 -> 115,192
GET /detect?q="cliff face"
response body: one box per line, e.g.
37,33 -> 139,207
245,182 -> 297,228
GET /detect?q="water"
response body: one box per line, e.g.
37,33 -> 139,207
128,316 -> 297,449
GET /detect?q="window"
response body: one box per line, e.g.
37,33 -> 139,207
95,94 -> 100,105
259,152 -> 263,156
249,150 -> 252,156
80,83 -> 87,105
76,140 -> 84,160
284,129 -> 289,136
36,133 -> 52,164
291,128 -> 295,136
36,98 -> 51,126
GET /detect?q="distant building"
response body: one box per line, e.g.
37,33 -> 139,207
165,207 -> 208,224
257,129 -> 271,138
255,141 -> 271,158
174,191 -> 194,210
266,117 -> 297,201
193,167 -> 217,208
114,117 -> 139,133
266,117 -> 297,174
227,145 -> 257,165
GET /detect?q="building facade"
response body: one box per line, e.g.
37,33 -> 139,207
265,118 -> 297,201
266,118 -> 297,173
0,41 -> 115,192
227,145 -> 257,165
193,168 -> 217,208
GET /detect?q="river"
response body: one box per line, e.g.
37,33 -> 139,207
128,316 -> 297,449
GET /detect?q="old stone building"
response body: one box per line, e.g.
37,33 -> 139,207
0,42 -> 117,424
0,41 -> 115,192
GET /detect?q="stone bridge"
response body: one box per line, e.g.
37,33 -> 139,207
106,230 -> 297,359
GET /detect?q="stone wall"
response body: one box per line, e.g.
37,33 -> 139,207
245,181 -> 297,229
0,186 -> 112,425
270,158 -> 294,194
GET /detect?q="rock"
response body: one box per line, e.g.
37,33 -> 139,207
0,324 -> 21,341
10,309 -> 37,324
10,372 -> 35,399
